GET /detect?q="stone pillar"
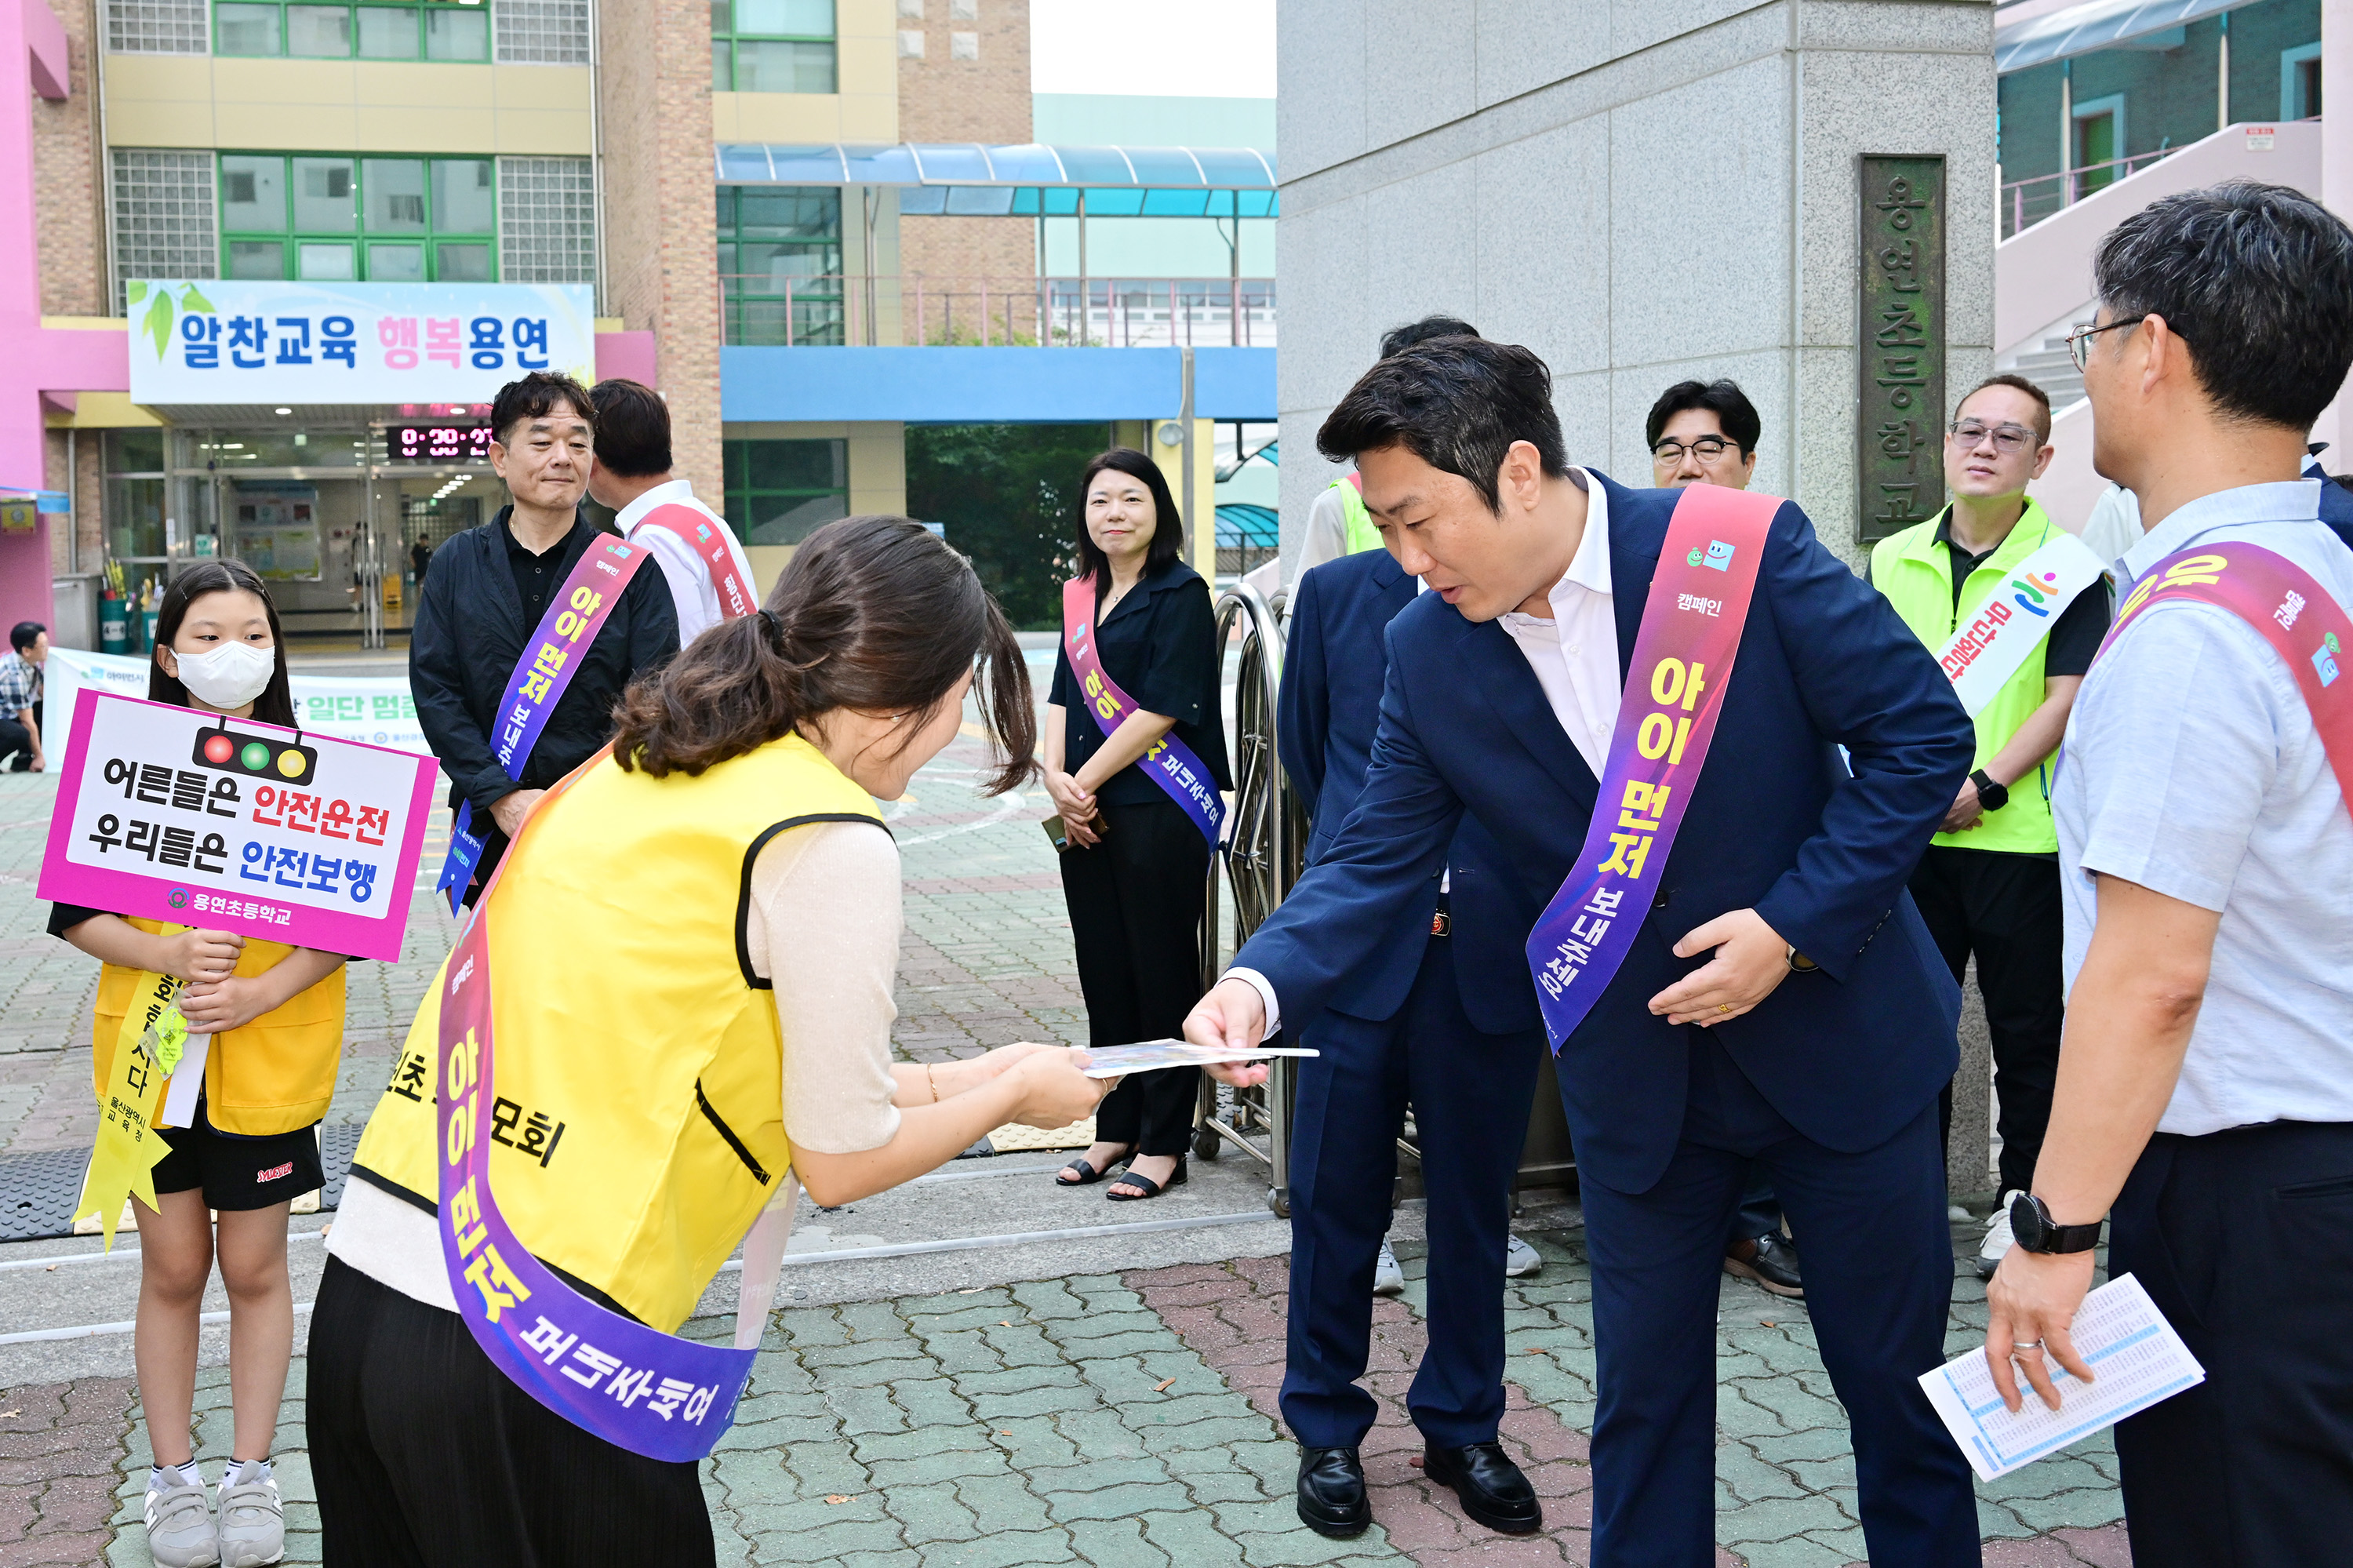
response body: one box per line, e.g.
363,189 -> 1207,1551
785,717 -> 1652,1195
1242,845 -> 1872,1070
596,0 -> 723,494
1275,0 -> 1997,575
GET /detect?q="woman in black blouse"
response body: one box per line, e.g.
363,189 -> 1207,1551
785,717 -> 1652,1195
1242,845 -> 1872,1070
1045,449 -> 1233,1200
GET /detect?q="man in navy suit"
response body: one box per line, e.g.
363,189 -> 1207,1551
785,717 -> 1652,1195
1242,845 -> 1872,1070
1276,380 -> 1549,1536
1198,338 -> 1979,1566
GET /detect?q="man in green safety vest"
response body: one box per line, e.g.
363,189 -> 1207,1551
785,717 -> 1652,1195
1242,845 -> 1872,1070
1868,373 -> 2110,1279
1297,315 -> 1481,577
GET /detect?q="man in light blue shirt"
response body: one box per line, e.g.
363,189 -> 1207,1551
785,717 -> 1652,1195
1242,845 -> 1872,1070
1984,182 -> 2353,1567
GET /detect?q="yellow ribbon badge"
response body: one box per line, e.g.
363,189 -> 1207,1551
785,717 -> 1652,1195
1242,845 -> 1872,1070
77,968 -> 190,1250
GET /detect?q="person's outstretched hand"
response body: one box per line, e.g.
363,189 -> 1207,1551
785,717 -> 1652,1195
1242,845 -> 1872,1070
1184,979 -> 1272,1087
1003,1048 -> 1113,1130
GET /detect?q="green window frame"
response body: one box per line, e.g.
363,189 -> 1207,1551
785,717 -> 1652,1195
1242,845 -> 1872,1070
711,0 -> 837,93
723,438 -> 849,546
718,184 -> 844,345
218,152 -> 499,283
213,0 -> 492,61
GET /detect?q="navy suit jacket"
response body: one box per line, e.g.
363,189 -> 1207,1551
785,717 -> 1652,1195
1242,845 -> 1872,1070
1237,473 -> 1974,1194
1276,548 -> 1527,1031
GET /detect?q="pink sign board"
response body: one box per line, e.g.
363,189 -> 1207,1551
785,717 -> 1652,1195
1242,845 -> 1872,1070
37,690 -> 439,962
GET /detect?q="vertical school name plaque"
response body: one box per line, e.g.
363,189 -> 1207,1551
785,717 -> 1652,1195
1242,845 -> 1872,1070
1857,154 -> 1948,548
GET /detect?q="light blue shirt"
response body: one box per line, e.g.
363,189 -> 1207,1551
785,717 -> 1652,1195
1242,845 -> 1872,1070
2054,478 -> 2353,1135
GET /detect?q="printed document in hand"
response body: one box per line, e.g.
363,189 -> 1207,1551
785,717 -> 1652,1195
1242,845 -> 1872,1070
1077,1039 -> 1318,1079
1920,1272 -> 2204,1482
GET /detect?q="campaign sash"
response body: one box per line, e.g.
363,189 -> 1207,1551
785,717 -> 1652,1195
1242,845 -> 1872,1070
436,751 -> 758,1462
435,536 -> 647,912
2095,542 -> 2353,818
1060,577 -> 1227,847
1524,486 -> 1780,1052
1934,532 -> 2107,716
75,965 -> 187,1249
629,503 -> 754,621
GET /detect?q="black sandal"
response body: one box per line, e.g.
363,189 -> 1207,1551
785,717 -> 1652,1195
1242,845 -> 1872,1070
1106,1157 -> 1187,1202
1056,1147 -> 1132,1186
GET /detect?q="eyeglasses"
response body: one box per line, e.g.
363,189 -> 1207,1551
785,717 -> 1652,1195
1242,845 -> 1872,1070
1946,420 -> 2039,454
1653,436 -> 1740,464
2065,315 -> 2148,370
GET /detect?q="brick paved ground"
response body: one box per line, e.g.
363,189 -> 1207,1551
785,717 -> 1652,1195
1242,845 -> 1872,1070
1,696 -> 2139,1564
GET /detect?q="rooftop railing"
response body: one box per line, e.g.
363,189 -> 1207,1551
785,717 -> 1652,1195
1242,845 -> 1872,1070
717,274 -> 1278,348
1999,146 -> 2186,239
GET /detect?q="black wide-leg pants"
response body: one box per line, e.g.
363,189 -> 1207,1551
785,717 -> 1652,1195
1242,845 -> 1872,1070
1056,795 -> 1211,1157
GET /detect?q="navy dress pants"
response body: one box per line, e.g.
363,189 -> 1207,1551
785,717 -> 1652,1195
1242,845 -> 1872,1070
1279,942 -> 1544,1450
1578,1032 -> 1977,1568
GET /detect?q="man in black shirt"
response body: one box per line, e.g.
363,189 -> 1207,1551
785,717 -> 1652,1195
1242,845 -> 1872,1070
409,372 -> 678,903
1867,373 -> 2108,1281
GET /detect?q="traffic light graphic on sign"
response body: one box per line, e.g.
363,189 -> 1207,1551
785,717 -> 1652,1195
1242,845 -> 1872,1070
190,723 -> 317,788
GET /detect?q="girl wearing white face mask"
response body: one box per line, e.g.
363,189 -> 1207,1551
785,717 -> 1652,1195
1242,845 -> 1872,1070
51,559 -> 350,1568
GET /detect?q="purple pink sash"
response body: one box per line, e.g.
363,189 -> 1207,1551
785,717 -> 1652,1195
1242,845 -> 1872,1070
435,534 -> 647,912
1061,577 -> 1226,847
630,503 -> 754,621
1525,485 -> 1781,1051
436,748 -> 757,1462
2097,541 -> 2353,816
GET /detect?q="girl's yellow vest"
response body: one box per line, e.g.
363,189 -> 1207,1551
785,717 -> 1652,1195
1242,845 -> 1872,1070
351,733 -> 886,1333
89,922 -> 345,1137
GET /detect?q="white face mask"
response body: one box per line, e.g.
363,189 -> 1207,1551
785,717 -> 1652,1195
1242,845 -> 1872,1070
173,641 -> 277,710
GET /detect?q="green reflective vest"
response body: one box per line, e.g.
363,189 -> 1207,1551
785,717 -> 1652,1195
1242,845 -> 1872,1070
1330,475 -> 1382,556
1869,500 -> 2068,854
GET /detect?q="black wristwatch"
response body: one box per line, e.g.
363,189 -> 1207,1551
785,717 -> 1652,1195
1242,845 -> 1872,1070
1971,769 -> 2009,813
2009,1193 -> 2103,1255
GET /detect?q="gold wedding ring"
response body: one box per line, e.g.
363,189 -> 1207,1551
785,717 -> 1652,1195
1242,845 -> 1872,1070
1718,1003 -> 1733,1015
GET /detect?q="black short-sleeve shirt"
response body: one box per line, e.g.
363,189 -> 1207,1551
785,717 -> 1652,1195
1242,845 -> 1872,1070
1937,515 -> 2110,678
1048,558 -> 1234,809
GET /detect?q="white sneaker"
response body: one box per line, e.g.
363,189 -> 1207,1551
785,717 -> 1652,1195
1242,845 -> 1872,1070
1977,1190 -> 2026,1281
1504,1234 -> 1543,1278
144,1464 -> 220,1568
213,1460 -> 285,1566
1373,1241 -> 1406,1297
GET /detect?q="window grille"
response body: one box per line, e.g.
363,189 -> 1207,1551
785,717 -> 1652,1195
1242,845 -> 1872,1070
498,156 -> 597,285
494,0 -> 589,64
112,150 -> 218,311
106,0 -> 208,54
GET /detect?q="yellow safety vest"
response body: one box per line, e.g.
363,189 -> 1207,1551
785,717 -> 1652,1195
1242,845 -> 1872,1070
1330,475 -> 1383,556
89,920 -> 346,1137
1869,500 -> 2068,854
350,733 -> 886,1333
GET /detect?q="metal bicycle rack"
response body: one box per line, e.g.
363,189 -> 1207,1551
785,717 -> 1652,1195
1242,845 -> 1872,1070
1191,581 -> 1307,1216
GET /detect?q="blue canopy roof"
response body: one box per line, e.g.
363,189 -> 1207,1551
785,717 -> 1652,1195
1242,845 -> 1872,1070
714,143 -> 1280,218
1995,0 -> 2236,74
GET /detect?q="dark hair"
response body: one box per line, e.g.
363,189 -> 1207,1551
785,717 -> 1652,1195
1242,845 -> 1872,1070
1378,314 -> 1479,359
491,370 -> 596,447
1956,373 -> 2053,443
588,378 -> 672,478
9,620 -> 43,653
1072,448 -> 1184,587
1317,337 -> 1569,512
147,561 -> 296,727
2093,180 -> 2353,431
1644,379 -> 1762,453
611,516 -> 1035,794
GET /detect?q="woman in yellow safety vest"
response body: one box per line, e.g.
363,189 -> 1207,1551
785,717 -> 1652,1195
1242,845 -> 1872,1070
307,516 -> 1121,1566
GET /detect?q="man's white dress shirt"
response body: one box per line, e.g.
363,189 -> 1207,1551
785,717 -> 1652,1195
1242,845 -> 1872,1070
614,478 -> 758,646
1235,474 -> 1620,1031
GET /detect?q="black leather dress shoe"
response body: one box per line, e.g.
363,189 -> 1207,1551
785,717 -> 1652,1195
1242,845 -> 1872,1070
1723,1231 -> 1805,1298
1423,1441 -> 1543,1534
1296,1446 -> 1370,1537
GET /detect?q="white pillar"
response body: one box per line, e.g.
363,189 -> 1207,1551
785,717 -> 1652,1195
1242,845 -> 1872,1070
2326,1 -> 2353,460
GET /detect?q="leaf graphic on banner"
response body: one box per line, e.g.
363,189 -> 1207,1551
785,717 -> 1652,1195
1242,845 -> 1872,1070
180,283 -> 216,314
125,281 -> 148,306
143,292 -> 175,362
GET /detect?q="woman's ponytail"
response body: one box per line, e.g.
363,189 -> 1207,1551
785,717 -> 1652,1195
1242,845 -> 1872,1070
610,515 -> 1035,789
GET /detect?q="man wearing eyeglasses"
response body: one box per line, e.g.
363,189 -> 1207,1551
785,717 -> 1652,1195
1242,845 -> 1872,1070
1646,380 -> 1761,492
1867,374 -> 2109,1281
